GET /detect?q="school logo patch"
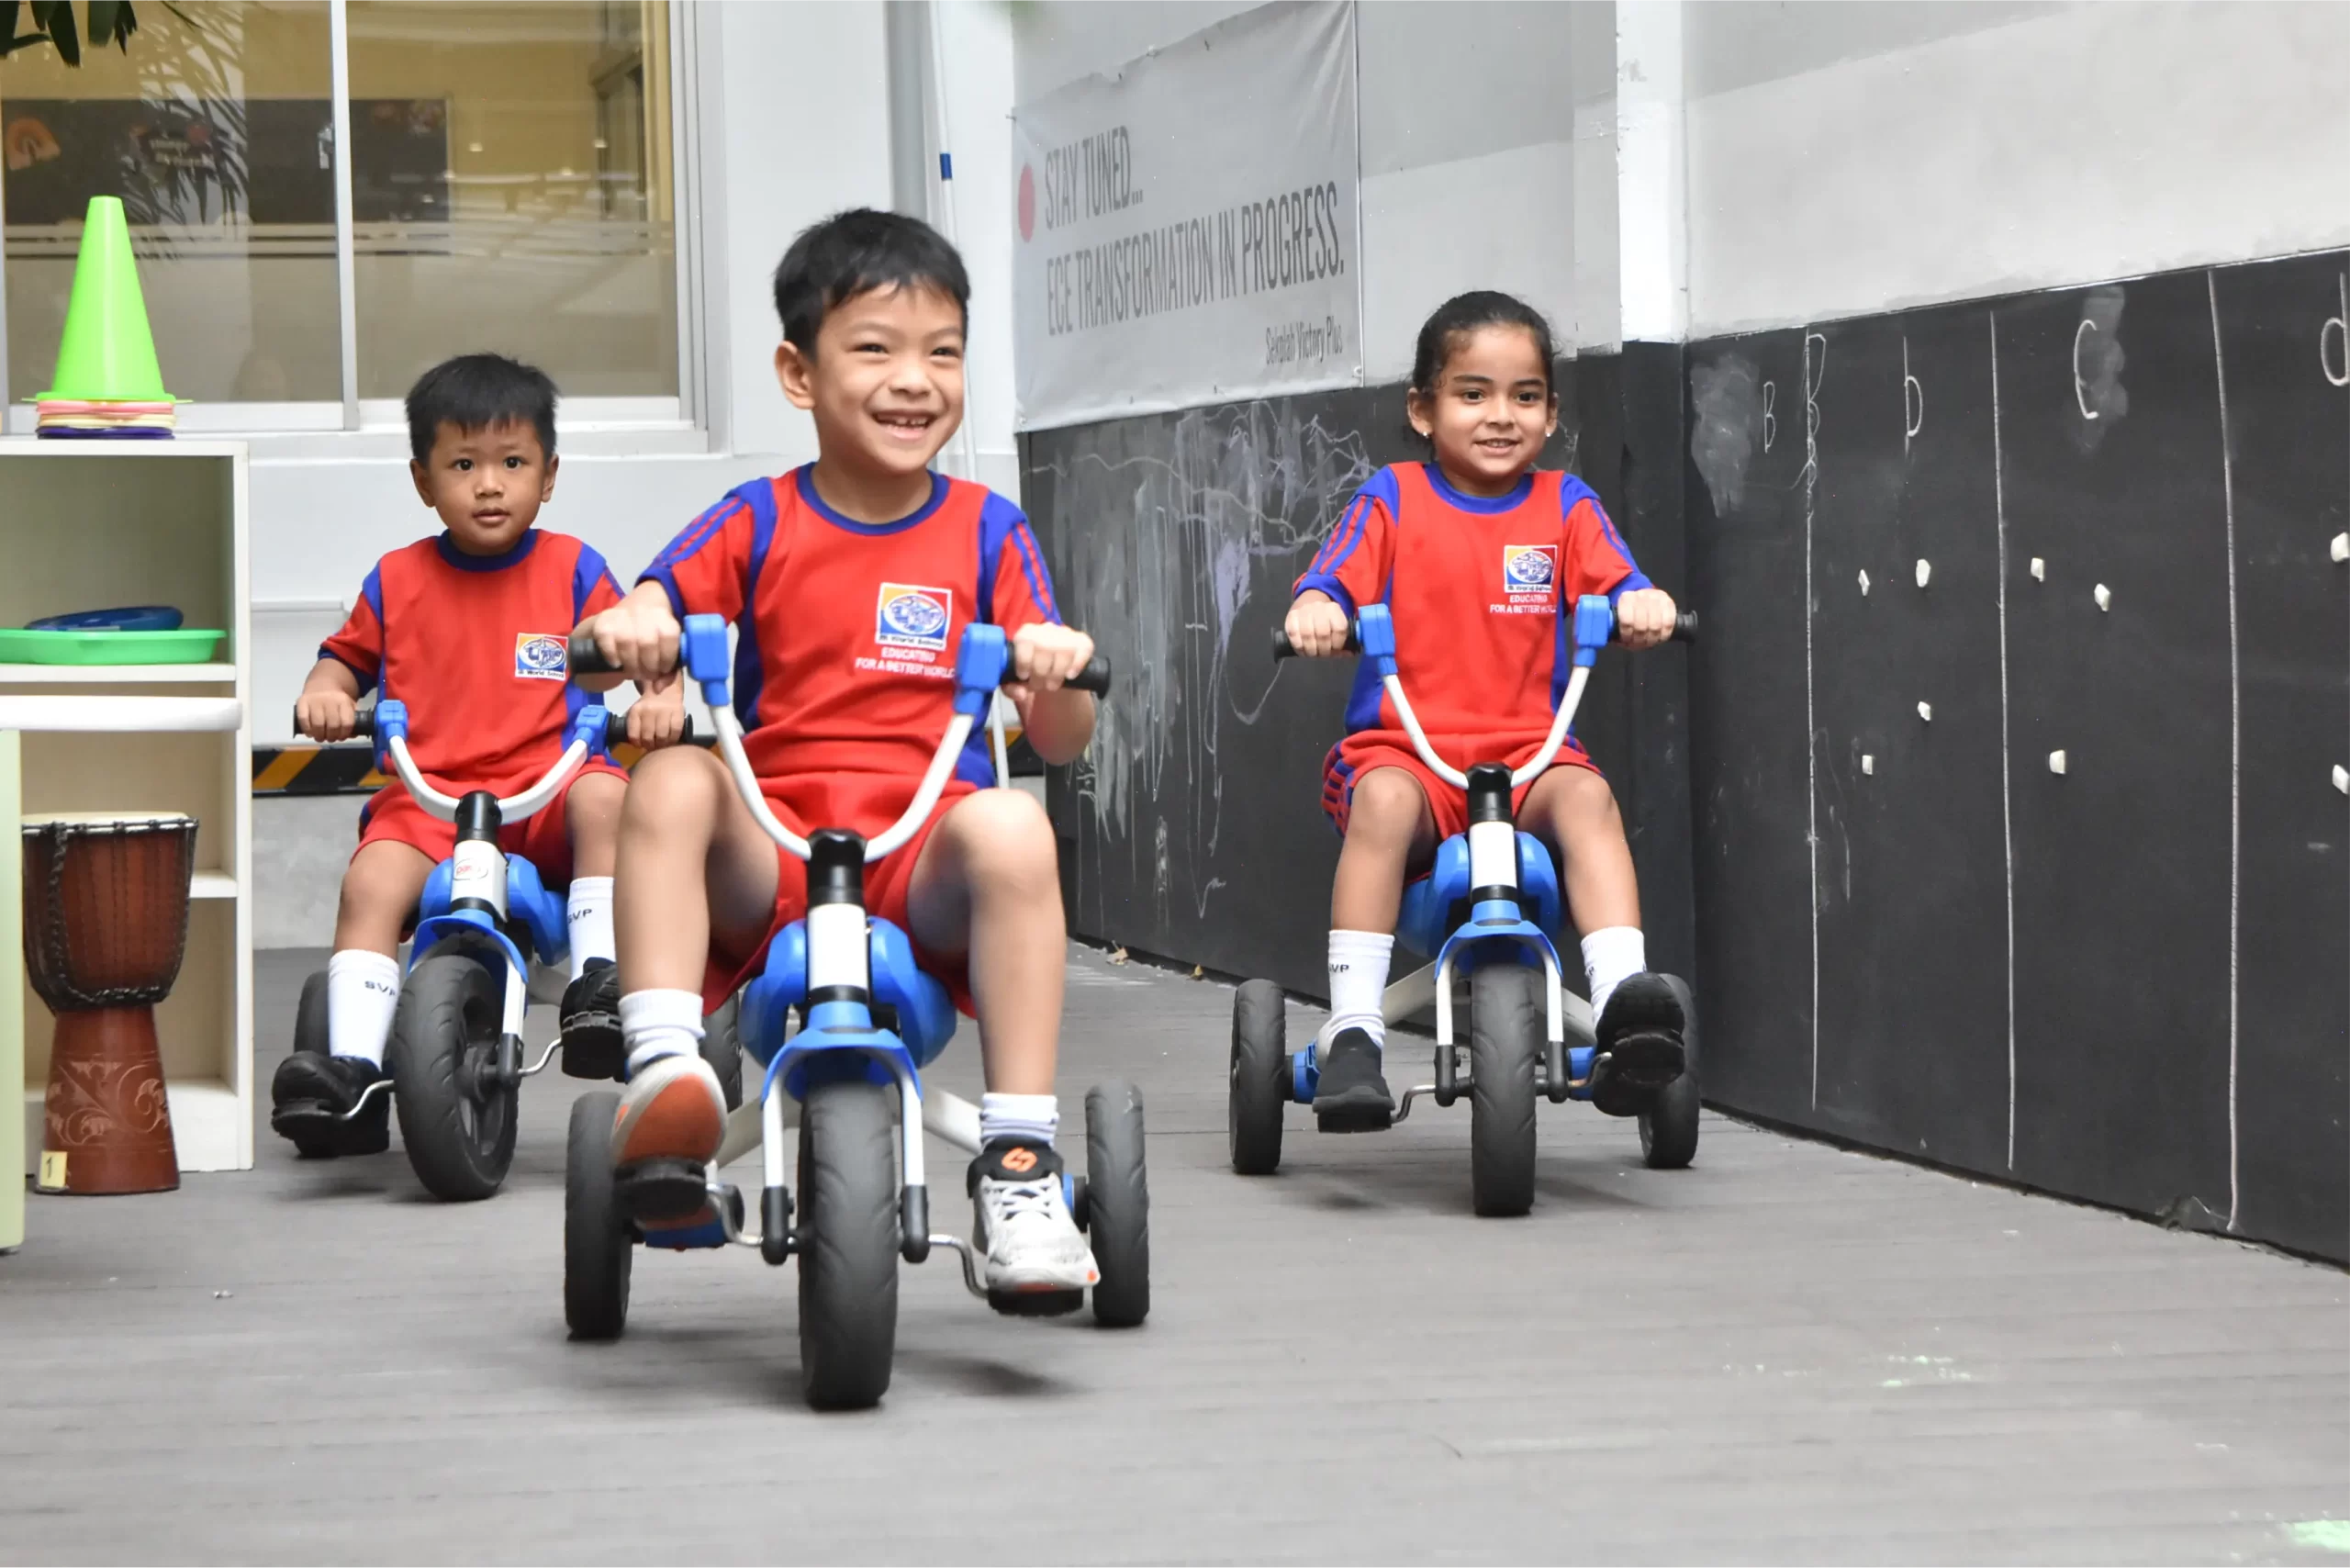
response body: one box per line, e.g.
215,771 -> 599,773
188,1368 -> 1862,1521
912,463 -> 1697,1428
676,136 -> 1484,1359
1501,544 -> 1559,613
875,583 -> 952,651
514,632 -> 567,680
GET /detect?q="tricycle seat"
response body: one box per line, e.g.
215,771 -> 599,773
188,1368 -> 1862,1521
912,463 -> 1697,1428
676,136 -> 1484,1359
1396,831 -> 1564,959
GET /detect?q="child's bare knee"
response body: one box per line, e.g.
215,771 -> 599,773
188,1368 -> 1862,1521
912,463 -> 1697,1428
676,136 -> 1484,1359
1349,768 -> 1427,837
950,789 -> 1058,889
622,745 -> 722,826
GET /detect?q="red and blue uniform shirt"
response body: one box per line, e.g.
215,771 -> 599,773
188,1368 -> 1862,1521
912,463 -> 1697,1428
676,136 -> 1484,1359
641,466 -> 1064,1012
1294,461 -> 1649,834
319,531 -> 626,867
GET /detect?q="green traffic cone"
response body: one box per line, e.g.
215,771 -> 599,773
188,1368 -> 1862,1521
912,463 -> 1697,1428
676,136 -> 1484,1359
35,196 -> 173,403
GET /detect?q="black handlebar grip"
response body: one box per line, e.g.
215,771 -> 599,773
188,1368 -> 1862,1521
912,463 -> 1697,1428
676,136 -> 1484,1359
1059,656 -> 1113,696
1673,610 -> 1699,643
292,705 -> 374,742
600,708 -> 697,751
567,625 -> 621,676
1271,625 -> 1362,659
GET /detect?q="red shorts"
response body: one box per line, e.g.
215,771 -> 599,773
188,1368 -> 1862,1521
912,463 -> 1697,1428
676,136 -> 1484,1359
704,773 -> 979,1018
353,761 -> 628,886
1321,737 -> 1602,843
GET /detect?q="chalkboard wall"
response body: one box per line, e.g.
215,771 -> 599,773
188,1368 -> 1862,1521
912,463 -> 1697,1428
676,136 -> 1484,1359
1684,251 -> 2348,1261
1024,248 -> 2347,1262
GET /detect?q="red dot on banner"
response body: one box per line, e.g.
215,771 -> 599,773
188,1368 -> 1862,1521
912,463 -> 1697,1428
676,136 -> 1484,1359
1018,165 -> 1035,242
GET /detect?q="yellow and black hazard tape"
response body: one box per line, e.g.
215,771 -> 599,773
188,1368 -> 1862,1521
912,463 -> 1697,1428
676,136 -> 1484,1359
252,737 -> 712,797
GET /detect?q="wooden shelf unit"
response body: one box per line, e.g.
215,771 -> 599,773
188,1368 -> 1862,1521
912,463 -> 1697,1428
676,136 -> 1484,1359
0,441 -> 255,1217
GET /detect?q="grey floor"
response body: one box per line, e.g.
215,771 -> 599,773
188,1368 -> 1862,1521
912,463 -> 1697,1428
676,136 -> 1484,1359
3,946 -> 2344,1564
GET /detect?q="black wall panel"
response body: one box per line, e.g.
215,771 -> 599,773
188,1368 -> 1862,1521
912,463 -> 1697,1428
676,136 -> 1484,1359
2210,255 -> 2350,1260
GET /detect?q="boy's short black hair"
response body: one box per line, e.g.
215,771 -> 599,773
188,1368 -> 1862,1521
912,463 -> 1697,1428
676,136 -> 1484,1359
772,208 -> 969,355
404,353 -> 559,465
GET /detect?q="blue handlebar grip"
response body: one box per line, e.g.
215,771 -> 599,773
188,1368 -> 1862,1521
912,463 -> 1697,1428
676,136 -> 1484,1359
1358,604 -> 1399,678
1572,595 -> 1614,668
954,623 -> 1009,716
681,614 -> 731,710
572,703 -> 611,758
371,699 -> 409,771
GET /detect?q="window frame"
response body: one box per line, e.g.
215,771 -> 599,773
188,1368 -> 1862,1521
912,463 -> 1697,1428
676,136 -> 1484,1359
0,0 -> 705,444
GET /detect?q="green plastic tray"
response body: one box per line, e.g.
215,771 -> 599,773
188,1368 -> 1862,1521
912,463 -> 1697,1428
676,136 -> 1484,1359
0,628 -> 227,666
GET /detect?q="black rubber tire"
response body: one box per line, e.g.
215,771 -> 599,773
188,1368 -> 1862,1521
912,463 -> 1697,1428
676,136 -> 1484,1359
1469,961 -> 1540,1217
1084,1081 -> 1151,1327
1228,980 -> 1287,1175
796,1077 -> 900,1410
701,994 -> 744,1112
564,1090 -> 632,1339
1637,974 -> 1702,1170
388,953 -> 517,1202
294,969 -> 330,1057
280,969 -> 342,1159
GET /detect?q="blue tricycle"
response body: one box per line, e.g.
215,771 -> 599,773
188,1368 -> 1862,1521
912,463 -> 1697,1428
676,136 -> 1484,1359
274,702 -> 738,1200
1230,594 -> 1700,1215
561,615 -> 1149,1410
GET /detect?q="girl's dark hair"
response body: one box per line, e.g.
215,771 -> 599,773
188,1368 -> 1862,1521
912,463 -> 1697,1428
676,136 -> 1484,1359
1408,290 -> 1558,398
774,207 -> 970,355
405,353 -> 558,465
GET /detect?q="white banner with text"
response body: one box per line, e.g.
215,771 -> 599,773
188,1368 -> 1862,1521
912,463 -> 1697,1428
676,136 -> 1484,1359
1010,1 -> 1362,431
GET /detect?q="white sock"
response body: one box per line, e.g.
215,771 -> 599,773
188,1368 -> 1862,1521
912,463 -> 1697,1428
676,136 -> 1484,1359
327,949 -> 402,1068
1326,929 -> 1393,1053
979,1092 -> 1058,1148
565,877 -> 614,980
1582,926 -> 1646,1021
621,989 -> 704,1078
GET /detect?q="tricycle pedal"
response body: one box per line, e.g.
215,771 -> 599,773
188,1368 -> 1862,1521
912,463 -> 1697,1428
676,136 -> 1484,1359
987,1285 -> 1085,1318
615,1158 -> 710,1223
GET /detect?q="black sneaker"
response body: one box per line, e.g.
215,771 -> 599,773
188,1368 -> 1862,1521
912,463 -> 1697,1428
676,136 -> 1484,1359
560,958 -> 623,1081
1588,974 -> 1686,1117
1313,1027 -> 1394,1132
270,1053 -> 390,1157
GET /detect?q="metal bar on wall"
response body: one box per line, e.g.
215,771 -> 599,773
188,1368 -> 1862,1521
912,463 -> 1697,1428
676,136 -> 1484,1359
328,0 -> 361,427
666,0 -> 701,431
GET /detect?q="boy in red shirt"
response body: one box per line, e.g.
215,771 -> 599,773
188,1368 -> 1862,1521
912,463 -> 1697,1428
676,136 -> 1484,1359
272,355 -> 686,1152
580,210 -> 1102,1298
1286,291 -> 1688,1128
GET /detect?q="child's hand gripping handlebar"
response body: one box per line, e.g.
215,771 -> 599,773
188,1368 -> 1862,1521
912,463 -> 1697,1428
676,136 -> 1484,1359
292,703 -> 692,824
567,618 -> 1108,865
1272,597 -> 1696,790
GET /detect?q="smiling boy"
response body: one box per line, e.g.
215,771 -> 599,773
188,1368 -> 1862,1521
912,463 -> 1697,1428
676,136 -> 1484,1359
270,354 -> 685,1153
578,210 -> 1105,1302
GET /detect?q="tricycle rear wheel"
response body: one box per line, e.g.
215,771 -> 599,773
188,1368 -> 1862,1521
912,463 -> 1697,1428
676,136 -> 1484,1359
564,1090 -> 632,1339
1637,974 -> 1702,1170
1229,980 -> 1287,1175
1084,1081 -> 1150,1327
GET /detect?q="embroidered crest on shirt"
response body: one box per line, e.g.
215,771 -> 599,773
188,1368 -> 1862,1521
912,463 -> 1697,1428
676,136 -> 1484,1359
1500,544 -> 1558,614
874,583 -> 953,652
514,632 -> 567,679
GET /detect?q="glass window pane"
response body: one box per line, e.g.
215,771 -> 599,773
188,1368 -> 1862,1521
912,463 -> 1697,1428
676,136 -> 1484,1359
347,1 -> 677,398
3,2 -> 341,403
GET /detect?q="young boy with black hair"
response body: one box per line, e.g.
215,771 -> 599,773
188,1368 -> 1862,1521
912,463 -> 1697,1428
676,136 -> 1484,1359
272,353 -> 687,1152
578,209 -> 1102,1299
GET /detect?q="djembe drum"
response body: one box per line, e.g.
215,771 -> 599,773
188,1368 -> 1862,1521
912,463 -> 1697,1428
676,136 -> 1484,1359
23,812 -> 197,1194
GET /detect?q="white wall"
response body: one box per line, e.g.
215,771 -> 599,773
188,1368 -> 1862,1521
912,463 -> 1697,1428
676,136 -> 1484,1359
1684,0 -> 2350,336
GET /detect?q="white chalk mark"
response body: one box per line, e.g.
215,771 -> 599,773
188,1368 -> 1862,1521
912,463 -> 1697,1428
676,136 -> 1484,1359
1992,315 -> 2018,1172
2030,556 -> 2046,581
2322,273 -> 2348,389
1915,558 -> 1931,589
1917,700 -> 1932,722
2074,318 -> 2100,419
2049,750 -> 2067,776
1803,330 -> 1826,1109
1762,379 -> 1778,453
2207,271 -> 2242,1236
1903,337 -> 1924,454
2333,765 -> 2347,796
2094,583 -> 2112,611
1862,754 -> 1874,776
1858,568 -> 1870,596
2332,532 -> 2348,565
